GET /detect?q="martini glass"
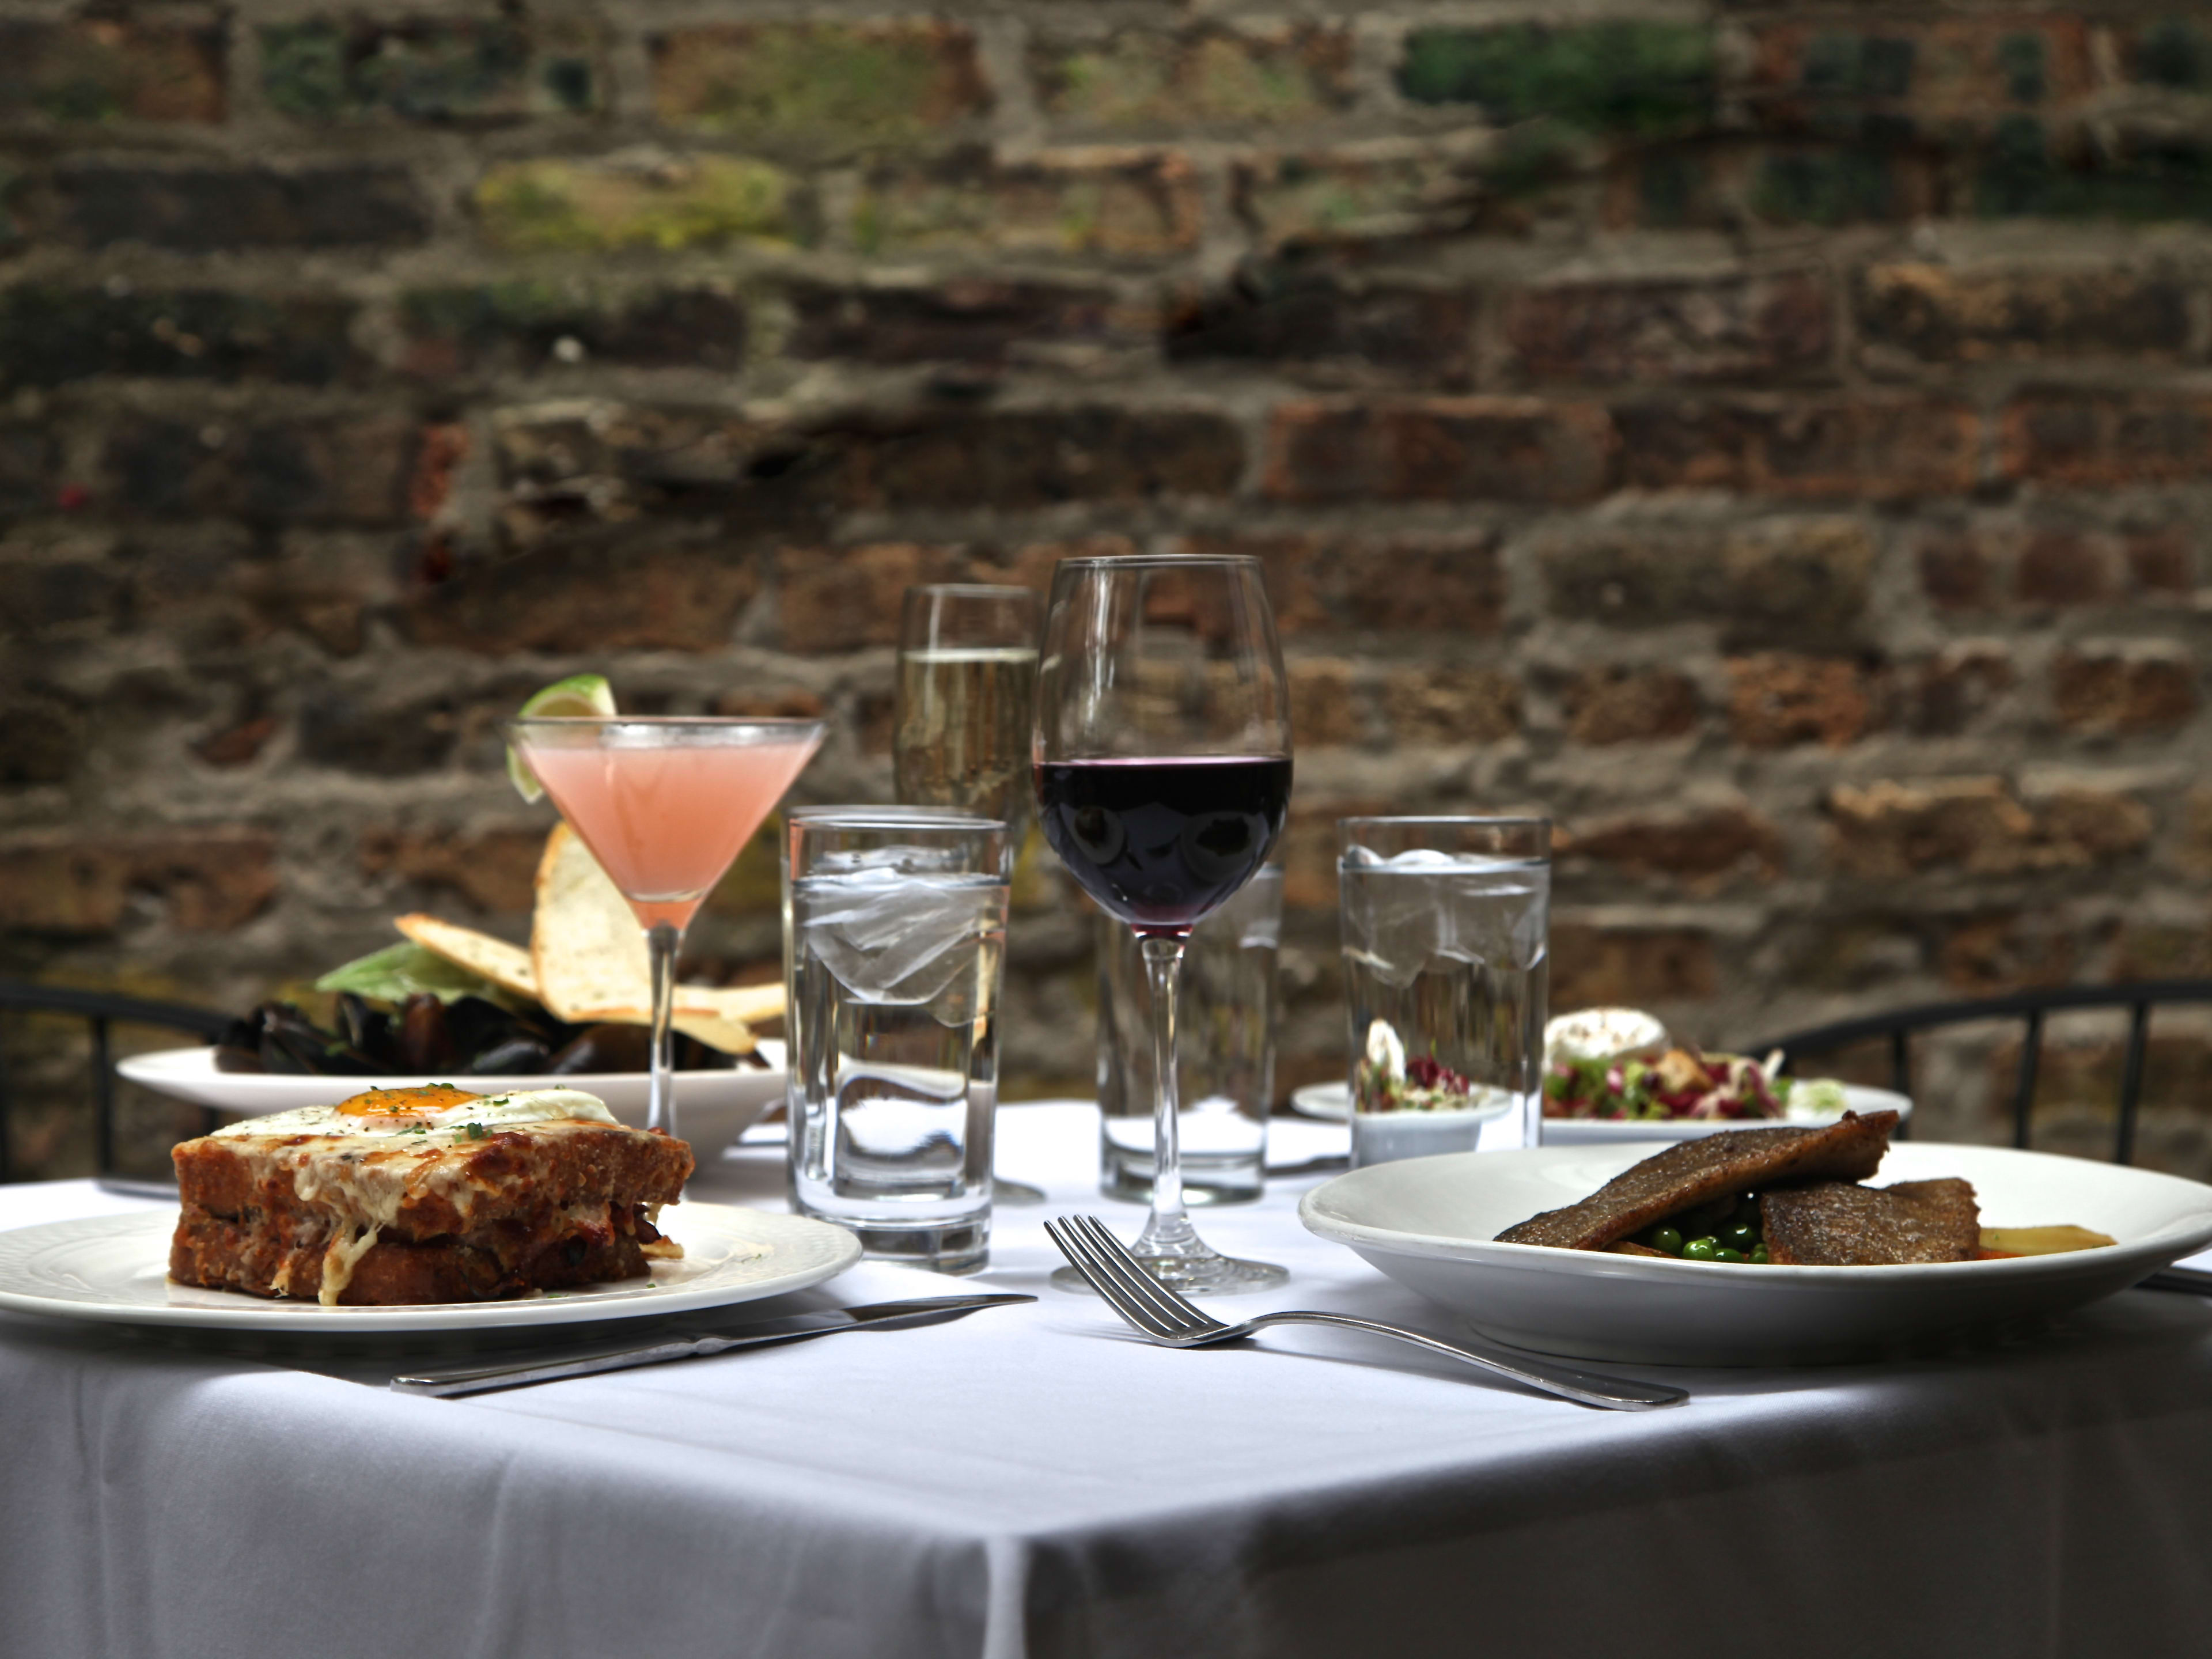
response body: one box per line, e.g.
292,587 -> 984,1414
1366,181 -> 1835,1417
505,716 -> 825,1145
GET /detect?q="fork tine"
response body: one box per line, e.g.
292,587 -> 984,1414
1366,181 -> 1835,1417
1045,1218 -> 1177,1336
1069,1216 -> 1215,1336
1064,1220 -> 1188,1337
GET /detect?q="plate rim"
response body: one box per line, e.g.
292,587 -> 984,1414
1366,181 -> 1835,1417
0,1200 -> 859,1334
115,1043 -> 787,1096
1298,1140 -> 2212,1284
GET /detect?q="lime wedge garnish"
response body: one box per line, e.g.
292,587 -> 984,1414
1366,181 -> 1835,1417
508,673 -> 615,802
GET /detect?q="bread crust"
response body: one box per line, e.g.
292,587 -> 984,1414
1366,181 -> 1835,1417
169,1119 -> 693,1305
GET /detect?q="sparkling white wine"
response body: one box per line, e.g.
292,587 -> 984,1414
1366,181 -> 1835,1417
893,647 -> 1038,834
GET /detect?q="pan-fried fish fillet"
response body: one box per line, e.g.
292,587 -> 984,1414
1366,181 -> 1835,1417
1760,1179 -> 1979,1265
1494,1111 -> 1899,1251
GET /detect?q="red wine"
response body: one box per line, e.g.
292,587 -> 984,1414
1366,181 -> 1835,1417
1035,756 -> 1291,934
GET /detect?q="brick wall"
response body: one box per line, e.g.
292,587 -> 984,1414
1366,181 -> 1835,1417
7,1 -> 2212,1177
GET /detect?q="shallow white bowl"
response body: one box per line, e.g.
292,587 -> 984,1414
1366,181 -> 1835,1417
1299,1141 -> 2212,1365
1538,1083 -> 1913,1145
116,1042 -> 787,1156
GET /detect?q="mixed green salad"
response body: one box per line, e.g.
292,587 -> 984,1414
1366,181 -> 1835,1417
1541,1047 -> 1847,1122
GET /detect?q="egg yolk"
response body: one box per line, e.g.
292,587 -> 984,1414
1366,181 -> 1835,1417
338,1084 -> 483,1118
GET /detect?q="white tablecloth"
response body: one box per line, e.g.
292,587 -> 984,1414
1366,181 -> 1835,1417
7,1104 -> 2212,1659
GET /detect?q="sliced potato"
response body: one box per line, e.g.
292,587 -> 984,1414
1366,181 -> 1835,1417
1979,1225 -> 2117,1256
395,913 -> 539,1001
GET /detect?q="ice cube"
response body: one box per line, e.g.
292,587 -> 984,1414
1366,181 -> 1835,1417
800,873 -> 1003,1005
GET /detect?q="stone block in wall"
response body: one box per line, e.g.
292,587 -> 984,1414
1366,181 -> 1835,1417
1998,390 -> 2212,488
1726,652 -> 1881,749
0,286 -> 363,387
1562,666 -> 1701,745
1033,25 -> 1353,132
1541,517 -> 1875,642
853,149 -> 1200,259
775,544 -> 961,653
831,406 -> 1245,511
1558,805 -> 1784,890
474,156 -> 801,254
261,17 -> 601,123
1500,271 -> 1832,385
1745,17 -> 2093,137
399,283 -> 748,377
100,415 -> 416,527
2051,648 -> 2199,735
650,22 -> 986,150
1550,923 -> 1718,1008
1233,141 -> 1482,247
1380,665 -> 1520,745
0,19 -> 224,124
50,163 -> 430,251
1397,21 -> 1715,139
786,279 -> 1136,368
359,825 -> 547,914
1165,267 -> 1474,387
404,543 -> 762,655
0,831 -> 275,933
1975,122 -> 2212,222
1263,397 -> 1615,505
1826,775 -> 2152,878
1910,644 -> 2016,737
1613,395 -> 1979,498
1855,263 -> 2192,366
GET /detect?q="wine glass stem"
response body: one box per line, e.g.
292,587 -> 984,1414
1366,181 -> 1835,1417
646,920 -> 682,1141
1134,932 -> 1203,1258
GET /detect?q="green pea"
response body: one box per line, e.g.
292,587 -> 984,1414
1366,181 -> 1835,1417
1680,1237 -> 1720,1262
1724,1221 -> 1760,1251
1714,1247 -> 1747,1264
1649,1226 -> 1684,1255
1751,1245 -> 1770,1264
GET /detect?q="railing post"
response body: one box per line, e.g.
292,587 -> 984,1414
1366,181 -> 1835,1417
92,1017 -> 115,1176
2116,1003 -> 2149,1167
2012,1009 -> 2043,1151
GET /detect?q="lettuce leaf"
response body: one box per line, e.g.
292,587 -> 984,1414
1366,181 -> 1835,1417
314,942 -> 505,1006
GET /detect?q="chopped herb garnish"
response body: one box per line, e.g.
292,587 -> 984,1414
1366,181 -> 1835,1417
460,1122 -> 487,1140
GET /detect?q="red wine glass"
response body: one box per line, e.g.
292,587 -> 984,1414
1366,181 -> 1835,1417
1033,555 -> 1293,1292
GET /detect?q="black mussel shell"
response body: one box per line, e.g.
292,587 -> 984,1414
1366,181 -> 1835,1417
398,993 -> 453,1074
548,1022 -> 652,1074
673,1031 -> 737,1071
213,1013 -> 267,1073
467,1036 -> 555,1075
257,1002 -> 378,1075
334,993 -> 401,1070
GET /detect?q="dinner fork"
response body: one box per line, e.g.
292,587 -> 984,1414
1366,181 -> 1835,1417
1045,1215 -> 1688,1412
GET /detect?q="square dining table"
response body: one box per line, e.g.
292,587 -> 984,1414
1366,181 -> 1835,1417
5,1100 -> 2212,1658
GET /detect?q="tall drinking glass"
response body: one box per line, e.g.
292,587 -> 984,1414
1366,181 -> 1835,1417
505,717 -> 825,1145
1033,555 -> 1292,1293
894,584 -> 1040,840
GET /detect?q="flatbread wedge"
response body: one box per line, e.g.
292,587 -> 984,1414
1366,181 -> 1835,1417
395,913 -> 538,1001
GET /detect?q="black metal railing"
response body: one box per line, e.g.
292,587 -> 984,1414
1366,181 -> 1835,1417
0,980 -> 230,1181
1754,979 -> 2212,1166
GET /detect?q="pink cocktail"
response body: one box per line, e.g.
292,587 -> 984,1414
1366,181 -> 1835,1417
506,717 -> 825,1141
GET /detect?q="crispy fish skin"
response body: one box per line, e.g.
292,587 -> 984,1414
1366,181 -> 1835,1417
1760,1178 -> 1979,1266
1494,1111 -> 1899,1251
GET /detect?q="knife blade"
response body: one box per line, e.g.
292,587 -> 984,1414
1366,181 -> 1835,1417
2140,1264 -> 2212,1297
390,1293 -> 1036,1397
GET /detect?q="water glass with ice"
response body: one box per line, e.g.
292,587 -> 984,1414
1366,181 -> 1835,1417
1096,864 -> 1282,1205
1338,817 -> 1551,1166
785,810 -> 1012,1272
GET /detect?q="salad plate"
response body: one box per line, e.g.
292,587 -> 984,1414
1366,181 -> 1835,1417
117,1040 -> 787,1156
1300,1141 -> 2212,1365
1539,1082 -> 1912,1145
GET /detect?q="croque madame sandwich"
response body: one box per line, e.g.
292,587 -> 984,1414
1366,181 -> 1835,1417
169,1084 -> 693,1306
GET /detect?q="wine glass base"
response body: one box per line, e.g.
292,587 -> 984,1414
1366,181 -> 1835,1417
1052,1253 -> 1287,1297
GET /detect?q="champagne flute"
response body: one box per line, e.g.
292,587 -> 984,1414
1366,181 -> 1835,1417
894,584 -> 1041,840
1033,555 -> 1292,1292
505,717 -> 825,1145
896,584 -> 1046,1205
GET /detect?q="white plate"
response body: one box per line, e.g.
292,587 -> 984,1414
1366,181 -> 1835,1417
116,1042 -> 788,1156
0,1200 -> 859,1334
1291,1082 -> 1351,1121
1300,1141 -> 2212,1365
1538,1083 -> 1912,1145
1288,1082 -> 1906,1138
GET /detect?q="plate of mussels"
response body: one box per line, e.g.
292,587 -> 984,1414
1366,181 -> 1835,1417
117,934 -> 786,1154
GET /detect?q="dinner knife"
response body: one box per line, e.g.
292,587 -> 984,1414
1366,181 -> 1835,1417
390,1293 -> 1035,1397
2139,1264 -> 2212,1297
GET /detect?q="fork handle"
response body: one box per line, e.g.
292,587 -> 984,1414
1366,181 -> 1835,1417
1247,1311 -> 1688,1411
